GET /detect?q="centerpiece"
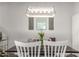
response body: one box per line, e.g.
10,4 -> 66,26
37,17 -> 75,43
38,32 -> 44,46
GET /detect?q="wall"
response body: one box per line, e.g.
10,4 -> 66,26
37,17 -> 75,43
0,3 -> 8,29
0,3 -> 9,39
72,2 -> 79,56
0,2 -> 73,49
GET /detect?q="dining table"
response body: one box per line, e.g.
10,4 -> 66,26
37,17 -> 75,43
5,45 -> 79,57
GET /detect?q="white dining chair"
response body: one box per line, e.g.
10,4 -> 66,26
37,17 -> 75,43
14,41 -> 41,57
43,40 -> 68,57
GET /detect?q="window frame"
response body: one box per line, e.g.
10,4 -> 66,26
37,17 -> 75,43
28,17 -> 54,31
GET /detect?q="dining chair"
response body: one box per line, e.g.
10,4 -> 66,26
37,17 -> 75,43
14,41 -> 41,57
43,40 -> 68,57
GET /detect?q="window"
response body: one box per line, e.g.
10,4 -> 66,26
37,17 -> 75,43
36,17 -> 47,30
28,17 -> 54,30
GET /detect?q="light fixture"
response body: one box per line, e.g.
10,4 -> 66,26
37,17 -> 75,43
26,7 -> 55,17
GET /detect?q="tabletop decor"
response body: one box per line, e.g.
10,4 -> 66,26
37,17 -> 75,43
38,32 -> 44,46
0,32 -> 2,41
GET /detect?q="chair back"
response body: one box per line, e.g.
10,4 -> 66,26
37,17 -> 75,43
43,40 -> 68,57
14,41 -> 41,57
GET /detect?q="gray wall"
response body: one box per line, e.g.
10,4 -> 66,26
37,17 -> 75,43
0,3 -> 8,28
0,2 -> 73,49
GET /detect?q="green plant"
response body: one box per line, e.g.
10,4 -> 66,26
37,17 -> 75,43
38,32 -> 44,46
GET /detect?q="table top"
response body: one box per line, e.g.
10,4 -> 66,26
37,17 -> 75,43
0,45 -> 78,57
6,46 -> 79,53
